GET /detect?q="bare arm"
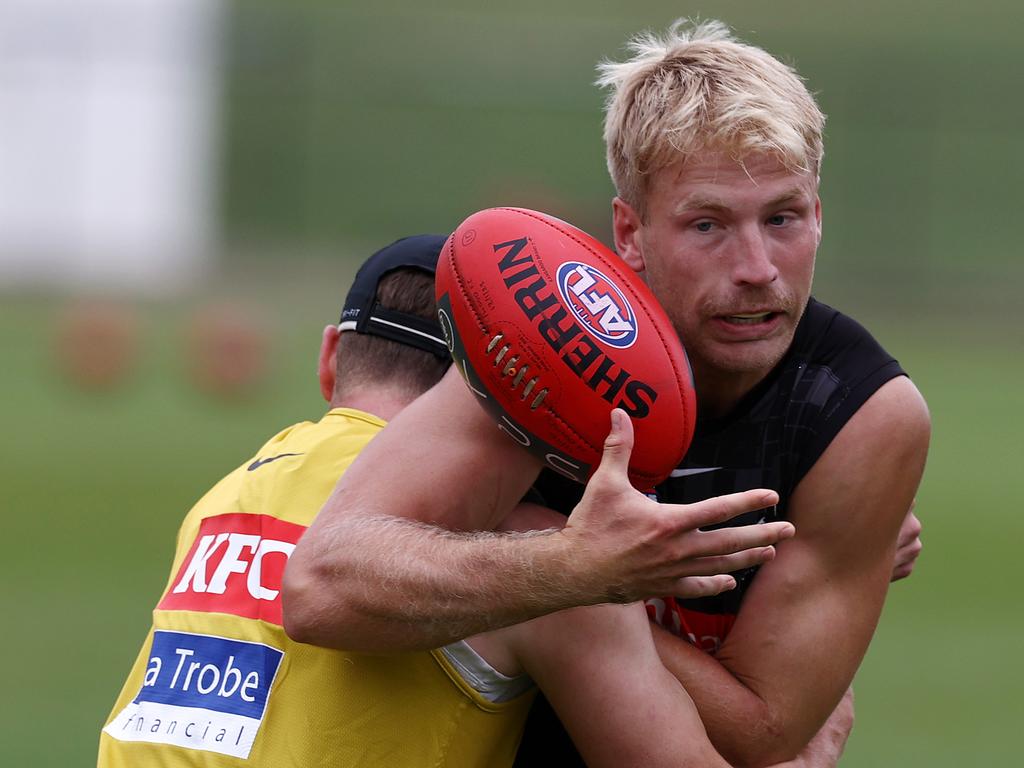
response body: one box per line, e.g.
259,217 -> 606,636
284,369 -> 549,649
651,377 -> 930,766
762,689 -> 854,768
467,502 -> 729,767
486,507 -> 847,768
284,369 -> 795,651
506,601 -> 731,768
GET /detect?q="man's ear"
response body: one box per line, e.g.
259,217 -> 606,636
318,324 -> 341,403
815,195 -> 823,246
612,197 -> 645,272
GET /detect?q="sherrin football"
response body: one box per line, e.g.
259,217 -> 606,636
436,207 -> 696,490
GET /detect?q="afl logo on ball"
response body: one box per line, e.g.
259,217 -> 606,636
556,262 -> 638,349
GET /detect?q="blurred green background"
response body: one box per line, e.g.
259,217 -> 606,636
2,0 -> 1021,765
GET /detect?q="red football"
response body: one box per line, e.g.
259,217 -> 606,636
436,207 -> 696,490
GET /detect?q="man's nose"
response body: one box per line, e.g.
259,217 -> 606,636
731,226 -> 779,286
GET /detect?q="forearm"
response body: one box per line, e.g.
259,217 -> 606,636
285,370 -> 563,650
284,382 -> 794,652
284,511 -> 592,651
651,575 -> 874,767
653,379 -> 928,766
515,603 -> 731,768
769,688 -> 853,768
651,624 -> 788,767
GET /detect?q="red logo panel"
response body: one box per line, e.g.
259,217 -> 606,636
645,596 -> 736,654
158,513 -> 306,626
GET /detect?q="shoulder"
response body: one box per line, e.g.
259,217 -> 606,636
789,374 -> 929,544
785,300 -> 911,477
814,369 -> 930,470
826,374 -> 931,478
852,374 -> 930,436
793,299 -> 902,379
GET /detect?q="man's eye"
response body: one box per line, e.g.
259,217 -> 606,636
767,214 -> 788,226
695,221 -> 715,233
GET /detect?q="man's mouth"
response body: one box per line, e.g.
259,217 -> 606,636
721,311 -> 778,326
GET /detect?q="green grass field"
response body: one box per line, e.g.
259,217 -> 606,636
2,294 -> 1019,766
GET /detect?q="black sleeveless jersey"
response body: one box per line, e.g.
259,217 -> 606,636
514,298 -> 907,766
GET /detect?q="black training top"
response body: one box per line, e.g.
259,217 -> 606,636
514,297 -> 907,766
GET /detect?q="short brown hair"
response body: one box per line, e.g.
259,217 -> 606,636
333,269 -> 449,400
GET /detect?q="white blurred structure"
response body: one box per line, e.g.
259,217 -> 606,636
0,0 -> 223,294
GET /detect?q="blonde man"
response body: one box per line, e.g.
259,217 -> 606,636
285,20 -> 928,767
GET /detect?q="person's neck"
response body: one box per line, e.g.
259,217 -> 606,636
328,389 -> 414,423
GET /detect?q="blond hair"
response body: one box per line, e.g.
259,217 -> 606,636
598,19 -> 826,214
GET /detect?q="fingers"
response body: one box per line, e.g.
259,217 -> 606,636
694,520 -> 795,556
891,537 -> 923,581
662,522 -> 792,583
681,545 -> 780,578
892,509 -> 923,581
591,408 -> 635,485
673,488 -> 780,531
673,574 -> 737,600
896,510 -> 922,549
891,566 -> 911,581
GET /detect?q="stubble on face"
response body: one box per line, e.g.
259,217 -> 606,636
633,153 -> 820,411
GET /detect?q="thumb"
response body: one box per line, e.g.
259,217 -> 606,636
592,408 -> 634,486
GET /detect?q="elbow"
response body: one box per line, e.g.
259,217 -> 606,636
281,537 -> 421,654
281,611 -> 317,647
719,709 -> 804,768
745,734 -> 803,768
280,554 -> 352,649
280,559 -> 320,645
280,593 -> 318,648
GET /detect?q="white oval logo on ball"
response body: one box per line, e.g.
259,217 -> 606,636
556,262 -> 638,349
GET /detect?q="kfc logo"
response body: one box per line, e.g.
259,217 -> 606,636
158,513 -> 306,625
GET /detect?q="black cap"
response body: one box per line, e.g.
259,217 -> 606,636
339,234 -> 450,359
